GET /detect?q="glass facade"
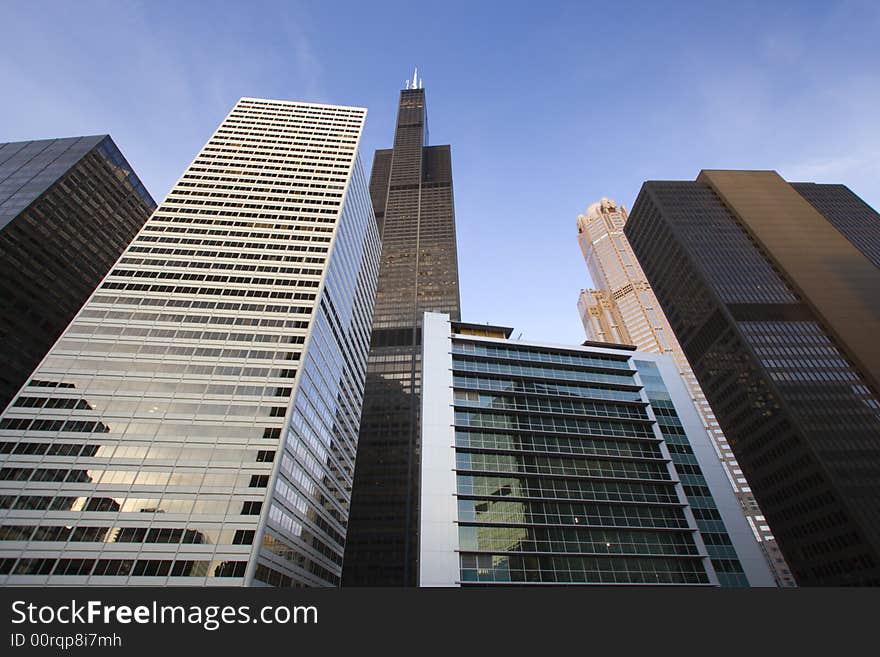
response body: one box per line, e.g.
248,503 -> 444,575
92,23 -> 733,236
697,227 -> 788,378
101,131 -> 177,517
624,172 -> 880,585
0,98 -> 380,586
0,136 -> 156,411
344,85 -> 461,586
635,360 -> 748,586
419,313 -> 773,586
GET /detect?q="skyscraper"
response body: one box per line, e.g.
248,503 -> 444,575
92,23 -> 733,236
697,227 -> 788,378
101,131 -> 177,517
0,136 -> 156,411
624,170 -> 880,586
0,98 -> 380,586
419,312 -> 774,586
344,73 -> 461,586
576,198 -> 794,586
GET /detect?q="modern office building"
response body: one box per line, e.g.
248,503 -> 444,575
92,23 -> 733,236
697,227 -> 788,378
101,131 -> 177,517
0,98 -> 381,586
0,136 -> 156,412
419,312 -> 775,586
576,198 -> 794,586
624,170 -> 880,586
344,73 -> 461,586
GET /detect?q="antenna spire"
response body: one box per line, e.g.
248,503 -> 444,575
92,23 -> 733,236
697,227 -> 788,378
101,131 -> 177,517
405,67 -> 422,90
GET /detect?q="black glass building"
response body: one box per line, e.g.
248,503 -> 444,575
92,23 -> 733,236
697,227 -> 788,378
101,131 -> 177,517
343,80 -> 461,586
0,136 -> 156,411
624,170 -> 880,585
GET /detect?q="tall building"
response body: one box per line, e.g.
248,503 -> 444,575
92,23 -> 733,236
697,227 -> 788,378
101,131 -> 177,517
0,136 -> 156,411
576,198 -> 794,586
419,312 -> 775,586
344,73 -> 461,586
0,98 -> 380,586
624,170 -> 880,586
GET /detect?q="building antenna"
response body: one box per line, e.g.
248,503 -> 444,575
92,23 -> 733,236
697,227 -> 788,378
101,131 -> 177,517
405,67 -> 421,90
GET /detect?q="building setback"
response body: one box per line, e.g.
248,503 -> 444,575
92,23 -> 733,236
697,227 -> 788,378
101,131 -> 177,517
576,198 -> 794,586
0,136 -> 156,412
344,75 -> 461,586
0,98 -> 380,586
419,313 -> 774,586
624,170 -> 880,586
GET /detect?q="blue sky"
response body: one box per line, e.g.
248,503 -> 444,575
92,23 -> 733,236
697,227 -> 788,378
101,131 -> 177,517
2,0 -> 878,344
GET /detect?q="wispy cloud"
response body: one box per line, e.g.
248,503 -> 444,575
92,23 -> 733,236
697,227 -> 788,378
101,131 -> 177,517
782,155 -> 875,182
285,18 -> 324,101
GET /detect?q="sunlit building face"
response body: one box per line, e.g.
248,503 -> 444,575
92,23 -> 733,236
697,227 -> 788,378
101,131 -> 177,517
0,98 -> 380,586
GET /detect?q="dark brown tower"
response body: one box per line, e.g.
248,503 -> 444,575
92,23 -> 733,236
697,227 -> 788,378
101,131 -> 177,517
343,81 -> 461,586
624,170 -> 880,586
